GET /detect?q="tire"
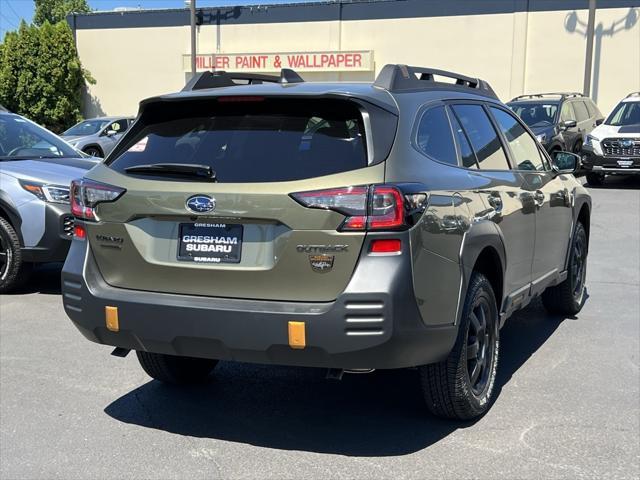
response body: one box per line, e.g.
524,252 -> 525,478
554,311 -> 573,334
419,272 -> 500,420
586,172 -> 604,186
136,351 -> 218,384
83,146 -> 103,157
542,222 -> 588,316
0,217 -> 31,293
572,140 -> 583,154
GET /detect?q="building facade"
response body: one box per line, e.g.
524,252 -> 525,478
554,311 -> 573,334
68,0 -> 640,118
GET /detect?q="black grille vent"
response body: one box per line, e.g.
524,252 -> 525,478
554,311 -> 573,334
602,138 -> 640,157
62,216 -> 74,237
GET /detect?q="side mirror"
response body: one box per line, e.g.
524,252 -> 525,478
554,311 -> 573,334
595,118 -> 604,126
105,130 -> 118,137
551,151 -> 579,174
561,119 -> 577,130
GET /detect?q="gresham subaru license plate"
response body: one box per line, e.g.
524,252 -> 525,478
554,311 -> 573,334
178,223 -> 243,263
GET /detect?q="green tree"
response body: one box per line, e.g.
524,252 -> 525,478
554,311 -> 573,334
34,0 -> 91,26
0,21 -> 93,132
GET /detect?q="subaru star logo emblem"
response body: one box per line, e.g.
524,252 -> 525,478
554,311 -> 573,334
621,139 -> 633,148
186,195 -> 216,214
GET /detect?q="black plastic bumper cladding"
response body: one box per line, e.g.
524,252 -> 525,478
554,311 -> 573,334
62,233 -> 457,369
582,150 -> 640,173
21,203 -> 73,263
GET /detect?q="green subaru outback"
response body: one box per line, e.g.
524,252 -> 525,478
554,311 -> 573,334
63,65 -> 591,420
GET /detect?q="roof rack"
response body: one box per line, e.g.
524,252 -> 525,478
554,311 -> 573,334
625,91 -> 640,98
510,92 -> 585,102
373,64 -> 498,99
182,68 -> 304,91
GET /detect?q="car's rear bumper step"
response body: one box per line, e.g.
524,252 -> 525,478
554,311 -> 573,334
62,239 -> 457,370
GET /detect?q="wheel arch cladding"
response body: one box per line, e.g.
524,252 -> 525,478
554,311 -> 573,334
577,202 -> 590,246
471,247 -> 504,310
0,196 -> 23,246
460,222 -> 506,311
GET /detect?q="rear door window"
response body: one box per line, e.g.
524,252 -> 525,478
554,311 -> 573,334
448,110 -> 477,168
108,99 -> 368,183
573,101 -> 590,122
415,105 -> 457,165
451,104 -> 510,170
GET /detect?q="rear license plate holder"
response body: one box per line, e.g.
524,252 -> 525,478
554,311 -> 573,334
178,223 -> 243,263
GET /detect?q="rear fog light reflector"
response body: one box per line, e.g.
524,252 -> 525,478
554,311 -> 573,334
370,239 -> 401,254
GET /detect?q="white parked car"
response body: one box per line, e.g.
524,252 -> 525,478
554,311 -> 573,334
581,92 -> 640,186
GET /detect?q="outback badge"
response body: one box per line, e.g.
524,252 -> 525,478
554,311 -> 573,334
309,254 -> 334,273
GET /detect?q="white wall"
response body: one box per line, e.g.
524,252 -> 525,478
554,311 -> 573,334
76,4 -> 640,118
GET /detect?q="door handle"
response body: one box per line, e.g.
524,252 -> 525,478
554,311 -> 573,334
534,190 -> 545,207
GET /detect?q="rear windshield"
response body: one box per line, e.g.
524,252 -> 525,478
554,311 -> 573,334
108,98 -> 368,182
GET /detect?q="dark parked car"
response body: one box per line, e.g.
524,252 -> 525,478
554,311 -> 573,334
581,92 -> 640,186
62,66 -> 591,420
508,93 -> 604,155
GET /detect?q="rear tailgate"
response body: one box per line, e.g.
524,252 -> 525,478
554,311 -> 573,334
82,96 -> 395,302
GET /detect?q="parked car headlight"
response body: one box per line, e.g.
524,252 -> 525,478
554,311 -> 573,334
584,134 -> 597,147
535,133 -> 547,144
19,180 -> 70,204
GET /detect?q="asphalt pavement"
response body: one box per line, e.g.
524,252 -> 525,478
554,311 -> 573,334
1,177 -> 639,479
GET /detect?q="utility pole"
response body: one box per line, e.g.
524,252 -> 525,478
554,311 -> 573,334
187,0 -> 197,77
583,0 -> 596,96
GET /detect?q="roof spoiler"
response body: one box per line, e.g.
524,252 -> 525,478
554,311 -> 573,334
374,64 -> 497,99
510,92 -> 585,101
182,69 -> 304,91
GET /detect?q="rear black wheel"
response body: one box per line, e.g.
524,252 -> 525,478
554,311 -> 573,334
136,351 -> 218,384
83,146 -> 102,157
419,272 -> 500,420
0,217 -> 30,293
586,172 -> 605,186
542,222 -> 588,316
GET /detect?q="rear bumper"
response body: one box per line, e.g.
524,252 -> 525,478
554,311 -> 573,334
581,150 -> 640,175
21,203 -> 74,263
62,236 -> 458,370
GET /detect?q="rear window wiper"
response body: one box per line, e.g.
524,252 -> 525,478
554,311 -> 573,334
124,163 -> 217,181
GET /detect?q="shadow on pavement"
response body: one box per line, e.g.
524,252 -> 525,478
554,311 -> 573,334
12,263 -> 62,295
104,298 -> 570,456
583,175 -> 640,190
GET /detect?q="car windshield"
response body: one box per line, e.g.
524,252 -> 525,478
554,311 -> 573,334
605,101 -> 640,126
64,119 -> 110,136
0,114 -> 80,160
508,102 -> 559,127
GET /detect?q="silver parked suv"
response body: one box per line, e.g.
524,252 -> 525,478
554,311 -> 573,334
61,116 -> 134,158
0,108 -> 97,292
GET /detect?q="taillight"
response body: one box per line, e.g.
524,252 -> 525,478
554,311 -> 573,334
70,179 -> 125,221
291,185 -> 406,231
368,186 -> 404,230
